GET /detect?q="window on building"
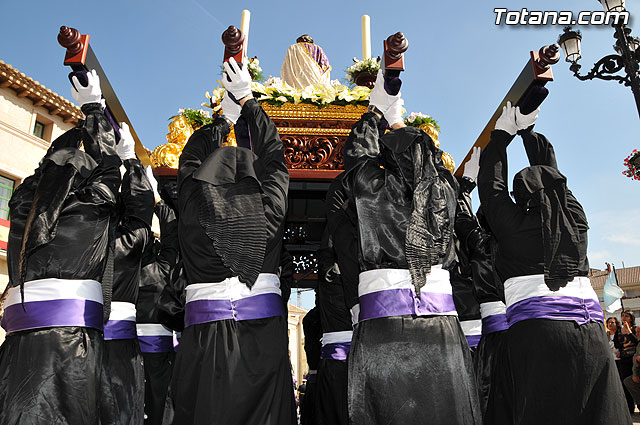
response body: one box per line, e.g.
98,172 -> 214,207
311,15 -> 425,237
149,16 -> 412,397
33,121 -> 45,139
0,176 -> 14,220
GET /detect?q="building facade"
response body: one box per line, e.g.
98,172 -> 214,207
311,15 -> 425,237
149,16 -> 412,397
0,59 -> 82,342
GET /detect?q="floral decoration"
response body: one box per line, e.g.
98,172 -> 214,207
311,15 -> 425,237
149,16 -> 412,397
202,77 -> 373,110
404,112 -> 441,132
345,57 -> 380,86
623,149 -> 640,181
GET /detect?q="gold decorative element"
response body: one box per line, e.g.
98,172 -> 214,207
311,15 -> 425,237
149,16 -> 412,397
223,126 -> 237,147
166,115 -> 194,145
277,127 -> 352,136
419,123 -> 439,148
441,152 -> 455,174
151,142 -> 183,168
262,103 -> 367,121
150,115 -> 196,168
146,101 -> 450,176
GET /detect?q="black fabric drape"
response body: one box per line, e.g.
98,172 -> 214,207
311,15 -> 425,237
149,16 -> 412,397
137,201 -> 179,325
486,320 -> 631,425
1,103 -> 120,423
0,328 -> 104,425
477,129 -> 589,286
341,113 -> 458,279
7,102 -> 120,289
100,339 -> 145,425
169,317 -> 296,425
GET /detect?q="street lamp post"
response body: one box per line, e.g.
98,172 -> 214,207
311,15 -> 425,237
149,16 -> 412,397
557,0 -> 640,118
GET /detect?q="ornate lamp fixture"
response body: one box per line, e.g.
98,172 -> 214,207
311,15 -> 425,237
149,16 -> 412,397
558,0 -> 640,118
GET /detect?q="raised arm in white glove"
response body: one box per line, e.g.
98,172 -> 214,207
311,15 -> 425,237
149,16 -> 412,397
462,146 -> 481,182
145,165 -> 161,203
221,92 -> 242,125
368,69 -> 401,114
515,106 -> 539,131
384,97 -> 405,128
222,57 -> 252,103
494,101 -> 518,136
71,69 -> 102,107
116,122 -> 137,161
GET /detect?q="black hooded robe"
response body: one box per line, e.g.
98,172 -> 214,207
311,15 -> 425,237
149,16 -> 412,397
136,200 -> 179,425
315,226 -> 352,425
0,102 -> 120,425
169,99 -> 295,425
100,158 -> 154,425
300,307 -> 321,425
478,128 -> 630,425
338,112 -> 481,425
454,175 -> 508,420
450,179 -> 482,352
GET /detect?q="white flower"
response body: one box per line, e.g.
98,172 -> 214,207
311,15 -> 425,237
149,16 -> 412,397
178,108 -> 185,114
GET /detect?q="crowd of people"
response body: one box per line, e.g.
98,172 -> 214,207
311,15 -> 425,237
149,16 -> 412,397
0,58 -> 633,425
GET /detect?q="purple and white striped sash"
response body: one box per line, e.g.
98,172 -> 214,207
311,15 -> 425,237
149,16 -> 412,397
184,273 -> 284,328
104,301 -> 137,340
136,323 -> 174,353
0,278 -> 103,335
480,301 -> 509,335
460,319 -> 482,347
505,275 -> 603,326
357,267 -> 457,322
320,330 -> 353,360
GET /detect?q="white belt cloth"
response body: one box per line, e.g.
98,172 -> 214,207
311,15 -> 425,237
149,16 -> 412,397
321,330 -> 353,346
104,301 -> 137,340
504,274 -> 603,326
480,301 -> 509,334
1,278 -> 103,334
184,273 -> 284,326
357,267 -> 457,322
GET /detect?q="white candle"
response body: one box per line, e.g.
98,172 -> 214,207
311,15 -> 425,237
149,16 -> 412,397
240,9 -> 250,60
361,15 -> 371,60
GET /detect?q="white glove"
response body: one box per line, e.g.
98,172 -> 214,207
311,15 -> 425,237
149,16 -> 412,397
71,69 -> 102,107
222,57 -> 252,101
368,69 -> 401,114
494,101 -> 518,136
221,92 -> 242,124
145,165 -> 160,200
116,122 -> 137,161
463,146 -> 481,182
516,106 -> 539,131
384,98 -> 404,127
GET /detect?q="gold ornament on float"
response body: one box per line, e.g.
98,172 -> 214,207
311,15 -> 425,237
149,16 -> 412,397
441,151 -> 455,174
419,123 -> 439,148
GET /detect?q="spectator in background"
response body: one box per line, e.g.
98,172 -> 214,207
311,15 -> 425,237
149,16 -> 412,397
624,343 -> 640,413
616,311 -> 638,414
607,317 -> 621,360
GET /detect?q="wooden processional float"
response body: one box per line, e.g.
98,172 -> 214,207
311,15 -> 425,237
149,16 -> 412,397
454,44 -> 561,177
57,26 -> 151,166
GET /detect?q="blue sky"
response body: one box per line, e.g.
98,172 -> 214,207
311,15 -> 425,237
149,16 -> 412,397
1,1 -> 638,310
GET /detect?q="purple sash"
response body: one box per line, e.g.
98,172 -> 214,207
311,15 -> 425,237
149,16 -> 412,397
466,334 -> 481,348
321,342 -> 351,361
1,299 -> 103,334
359,288 -> 456,322
507,296 -> 604,326
185,293 -> 284,328
482,314 -> 509,335
139,335 -> 174,353
104,320 -> 137,340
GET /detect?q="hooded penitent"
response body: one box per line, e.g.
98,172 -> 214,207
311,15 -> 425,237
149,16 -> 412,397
512,165 -> 581,291
379,127 -> 458,295
187,118 -> 268,288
